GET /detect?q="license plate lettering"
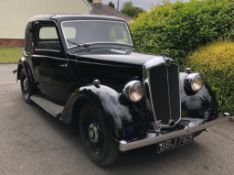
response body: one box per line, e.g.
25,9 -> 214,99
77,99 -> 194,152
157,134 -> 193,153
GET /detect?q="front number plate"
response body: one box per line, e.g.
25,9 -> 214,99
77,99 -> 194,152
156,134 -> 194,153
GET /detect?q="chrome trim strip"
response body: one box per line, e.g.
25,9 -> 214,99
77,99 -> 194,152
168,64 -> 181,126
165,64 -> 172,121
178,69 -> 182,124
32,54 -> 67,61
119,117 -> 228,152
145,71 -> 158,123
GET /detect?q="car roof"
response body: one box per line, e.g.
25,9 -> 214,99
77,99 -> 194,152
28,14 -> 127,23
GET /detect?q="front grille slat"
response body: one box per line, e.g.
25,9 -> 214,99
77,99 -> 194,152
168,64 -> 181,122
147,63 -> 180,126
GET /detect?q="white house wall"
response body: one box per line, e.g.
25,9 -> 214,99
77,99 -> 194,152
0,0 -> 90,39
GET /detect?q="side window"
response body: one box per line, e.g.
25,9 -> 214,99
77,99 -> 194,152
39,27 -> 58,40
34,23 -> 61,51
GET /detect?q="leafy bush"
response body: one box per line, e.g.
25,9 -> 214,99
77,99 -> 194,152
188,42 -> 234,114
130,0 -> 234,65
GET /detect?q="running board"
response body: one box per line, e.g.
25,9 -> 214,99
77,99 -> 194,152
31,95 -> 64,118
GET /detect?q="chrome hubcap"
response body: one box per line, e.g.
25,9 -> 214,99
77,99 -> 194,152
88,123 -> 99,143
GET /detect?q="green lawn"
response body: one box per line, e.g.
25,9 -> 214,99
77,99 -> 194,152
0,48 -> 22,63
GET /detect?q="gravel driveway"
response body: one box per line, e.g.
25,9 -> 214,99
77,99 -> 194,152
0,64 -> 233,175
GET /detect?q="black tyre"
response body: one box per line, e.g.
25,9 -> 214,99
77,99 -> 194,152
79,103 -> 119,166
20,68 -> 34,104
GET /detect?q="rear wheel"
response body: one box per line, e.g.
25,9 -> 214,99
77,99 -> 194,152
79,104 -> 119,166
20,68 -> 34,104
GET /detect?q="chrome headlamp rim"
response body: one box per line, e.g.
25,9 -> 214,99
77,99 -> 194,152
185,73 -> 203,92
123,80 -> 144,103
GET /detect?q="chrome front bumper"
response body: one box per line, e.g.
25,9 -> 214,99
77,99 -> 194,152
119,116 -> 228,152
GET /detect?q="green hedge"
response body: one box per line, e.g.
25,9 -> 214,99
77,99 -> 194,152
130,0 -> 234,65
188,42 -> 234,114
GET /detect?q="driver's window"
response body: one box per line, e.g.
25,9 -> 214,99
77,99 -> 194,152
39,27 -> 58,40
34,23 -> 61,52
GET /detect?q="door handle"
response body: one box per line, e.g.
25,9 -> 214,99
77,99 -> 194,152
58,63 -> 68,68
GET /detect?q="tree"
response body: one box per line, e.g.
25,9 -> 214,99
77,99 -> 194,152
108,2 -> 115,9
87,0 -> 93,3
121,1 -> 145,18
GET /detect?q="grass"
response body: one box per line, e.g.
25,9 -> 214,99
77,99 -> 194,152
0,48 -> 22,63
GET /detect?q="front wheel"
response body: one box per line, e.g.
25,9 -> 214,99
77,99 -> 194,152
20,68 -> 34,104
79,103 -> 119,166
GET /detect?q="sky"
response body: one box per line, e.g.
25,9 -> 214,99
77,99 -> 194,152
102,0 -> 189,11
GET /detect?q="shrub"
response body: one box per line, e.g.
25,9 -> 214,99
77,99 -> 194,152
130,0 -> 234,65
187,42 -> 234,114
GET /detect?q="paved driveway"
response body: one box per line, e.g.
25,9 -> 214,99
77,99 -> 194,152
0,64 -> 233,175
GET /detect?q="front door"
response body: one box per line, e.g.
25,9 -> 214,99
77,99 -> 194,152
31,21 -> 75,105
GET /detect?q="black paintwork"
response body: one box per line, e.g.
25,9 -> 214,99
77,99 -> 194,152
17,14 -> 218,140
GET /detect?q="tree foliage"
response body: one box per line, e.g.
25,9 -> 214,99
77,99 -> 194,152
121,1 -> 145,18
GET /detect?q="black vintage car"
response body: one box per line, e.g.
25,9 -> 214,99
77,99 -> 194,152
16,14 -> 229,166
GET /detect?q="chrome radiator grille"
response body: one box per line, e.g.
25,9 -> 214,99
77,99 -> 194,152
146,63 -> 181,126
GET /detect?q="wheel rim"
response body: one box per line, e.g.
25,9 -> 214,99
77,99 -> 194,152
20,74 -> 29,95
83,115 -> 105,155
88,123 -> 99,144
23,78 -> 28,92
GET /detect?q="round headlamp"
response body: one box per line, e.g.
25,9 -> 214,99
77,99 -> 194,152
185,73 -> 203,92
124,80 -> 144,103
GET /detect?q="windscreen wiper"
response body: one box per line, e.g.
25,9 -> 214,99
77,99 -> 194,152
67,40 -> 90,48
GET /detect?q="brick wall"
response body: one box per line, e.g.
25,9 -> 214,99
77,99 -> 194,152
0,39 -> 24,47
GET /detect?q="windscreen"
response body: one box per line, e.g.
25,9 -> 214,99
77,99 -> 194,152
61,20 -> 133,48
